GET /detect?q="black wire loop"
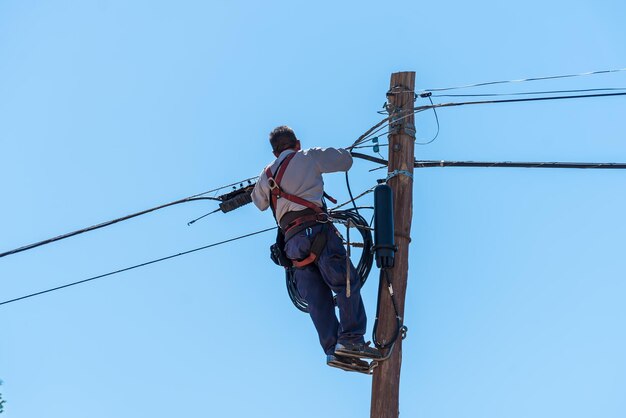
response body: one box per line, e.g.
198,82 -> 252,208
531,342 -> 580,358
285,208 -> 374,313
372,268 -> 404,350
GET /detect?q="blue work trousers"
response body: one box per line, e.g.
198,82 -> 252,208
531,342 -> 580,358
284,224 -> 367,355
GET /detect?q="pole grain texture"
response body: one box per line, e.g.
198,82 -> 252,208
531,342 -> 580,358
370,71 -> 415,418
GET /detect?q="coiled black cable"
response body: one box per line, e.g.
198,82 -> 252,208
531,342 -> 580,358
285,208 -> 374,313
371,268 -> 403,349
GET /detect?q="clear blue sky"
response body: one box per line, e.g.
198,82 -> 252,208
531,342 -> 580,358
2,1 -> 626,417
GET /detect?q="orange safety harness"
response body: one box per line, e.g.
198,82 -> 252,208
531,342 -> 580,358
265,151 -> 336,268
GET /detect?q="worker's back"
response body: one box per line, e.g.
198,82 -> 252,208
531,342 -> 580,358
252,147 -> 352,223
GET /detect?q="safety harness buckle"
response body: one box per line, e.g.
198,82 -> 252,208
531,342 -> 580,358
316,213 -> 330,223
267,177 -> 279,191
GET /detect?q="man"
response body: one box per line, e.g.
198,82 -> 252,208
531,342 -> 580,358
251,126 -> 381,372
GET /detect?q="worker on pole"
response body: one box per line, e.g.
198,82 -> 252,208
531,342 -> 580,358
252,126 -> 381,372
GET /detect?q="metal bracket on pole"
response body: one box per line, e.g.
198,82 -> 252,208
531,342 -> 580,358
386,170 -> 413,182
389,122 -> 416,137
386,85 -> 417,101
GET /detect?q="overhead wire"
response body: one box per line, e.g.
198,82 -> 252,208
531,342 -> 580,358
351,143 -> 389,150
419,67 -> 626,94
428,87 -> 626,98
0,226 -> 276,307
350,152 -> 626,170
365,85 -> 626,149
414,91 -> 626,113
413,160 -> 626,169
415,95 -> 440,145
189,176 -> 259,198
0,176 -> 259,259
347,115 -> 391,150
349,108 -> 428,150
331,186 -> 376,211
349,87 -> 626,161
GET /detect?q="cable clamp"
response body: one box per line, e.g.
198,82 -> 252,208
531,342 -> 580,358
388,122 -> 416,137
404,123 -> 416,137
386,85 -> 416,101
386,170 -> 413,182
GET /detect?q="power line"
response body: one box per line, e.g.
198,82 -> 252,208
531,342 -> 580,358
0,226 -> 276,307
349,108 -> 427,150
331,186 -> 376,211
352,90 -> 626,152
428,87 -> 626,98
0,197 -> 216,259
189,176 -> 259,198
416,95 -> 440,145
414,91 -> 626,112
348,116 -> 392,150
350,152 -> 626,169
419,67 -> 626,94
413,160 -> 626,169
0,177 -> 258,259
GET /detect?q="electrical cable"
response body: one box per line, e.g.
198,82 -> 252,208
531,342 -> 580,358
0,197 -> 218,259
189,176 -> 259,198
345,171 -> 362,218
350,152 -> 626,169
372,268 -> 403,350
429,87 -> 626,98
284,208 -> 373,313
354,89 -> 626,153
415,95 -> 440,145
0,227 -> 276,307
352,90 -> 626,159
351,143 -> 389,150
347,117 -> 390,151
419,67 -> 626,94
0,177 -> 259,259
349,109 -> 427,150
413,160 -> 626,169
331,187 -> 376,211
414,91 -> 626,113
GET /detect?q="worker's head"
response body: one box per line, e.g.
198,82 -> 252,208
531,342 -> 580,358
269,125 -> 301,157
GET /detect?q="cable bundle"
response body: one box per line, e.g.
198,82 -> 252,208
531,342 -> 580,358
285,208 -> 374,313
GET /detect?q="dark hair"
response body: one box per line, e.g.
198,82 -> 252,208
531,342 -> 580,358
269,126 -> 298,153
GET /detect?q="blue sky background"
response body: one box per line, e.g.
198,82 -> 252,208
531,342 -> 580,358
1,1 -> 626,417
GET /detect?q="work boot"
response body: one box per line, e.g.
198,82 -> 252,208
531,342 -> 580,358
326,354 -> 370,374
335,341 -> 382,360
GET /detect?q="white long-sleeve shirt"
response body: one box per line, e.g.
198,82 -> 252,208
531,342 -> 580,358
251,147 -> 353,223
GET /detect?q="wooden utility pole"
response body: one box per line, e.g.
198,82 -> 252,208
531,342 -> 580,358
370,71 -> 416,418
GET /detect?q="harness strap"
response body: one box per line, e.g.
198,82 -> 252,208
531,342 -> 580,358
323,192 -> 337,205
265,151 -> 333,269
284,213 -> 328,233
292,228 -> 327,268
265,152 -> 323,218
